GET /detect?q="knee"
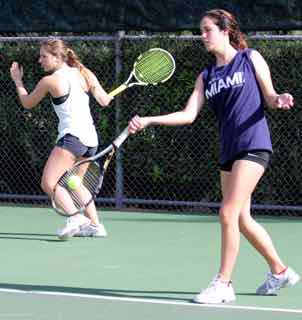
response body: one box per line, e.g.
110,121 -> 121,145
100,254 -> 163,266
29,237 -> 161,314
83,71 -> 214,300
219,206 -> 239,227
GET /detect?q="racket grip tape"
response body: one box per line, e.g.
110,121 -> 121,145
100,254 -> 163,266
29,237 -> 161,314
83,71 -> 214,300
113,126 -> 129,148
108,84 -> 128,98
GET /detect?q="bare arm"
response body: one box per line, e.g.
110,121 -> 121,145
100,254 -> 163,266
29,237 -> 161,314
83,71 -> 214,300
10,62 -> 49,109
129,73 -> 205,133
87,69 -> 112,107
250,50 -> 294,110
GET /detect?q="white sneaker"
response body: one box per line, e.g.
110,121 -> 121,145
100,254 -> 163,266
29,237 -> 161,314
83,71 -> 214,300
193,276 -> 236,304
57,214 -> 91,240
256,267 -> 300,295
74,223 -> 107,237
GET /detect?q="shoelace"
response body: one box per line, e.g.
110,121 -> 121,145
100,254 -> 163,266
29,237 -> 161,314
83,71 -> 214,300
203,277 -> 224,294
66,216 -> 77,227
265,273 -> 283,289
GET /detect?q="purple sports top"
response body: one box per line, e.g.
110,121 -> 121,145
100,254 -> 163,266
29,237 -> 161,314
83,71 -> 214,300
202,49 -> 272,165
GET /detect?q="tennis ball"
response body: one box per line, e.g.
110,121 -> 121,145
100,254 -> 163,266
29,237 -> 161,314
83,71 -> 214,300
67,175 -> 82,190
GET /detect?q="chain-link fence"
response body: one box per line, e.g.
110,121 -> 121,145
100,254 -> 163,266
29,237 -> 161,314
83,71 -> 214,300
0,34 -> 302,215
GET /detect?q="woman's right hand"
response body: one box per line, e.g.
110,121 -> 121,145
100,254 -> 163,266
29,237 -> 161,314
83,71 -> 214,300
10,62 -> 24,84
128,115 -> 150,134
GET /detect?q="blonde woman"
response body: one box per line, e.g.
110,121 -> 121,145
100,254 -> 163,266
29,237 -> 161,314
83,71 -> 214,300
10,39 -> 112,239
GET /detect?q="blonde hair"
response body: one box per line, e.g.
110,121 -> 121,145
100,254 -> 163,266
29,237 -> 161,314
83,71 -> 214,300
41,39 -> 92,89
202,9 -> 248,50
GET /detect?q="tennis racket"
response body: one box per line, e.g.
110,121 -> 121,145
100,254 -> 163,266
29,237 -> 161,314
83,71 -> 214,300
108,48 -> 175,98
51,126 -> 129,217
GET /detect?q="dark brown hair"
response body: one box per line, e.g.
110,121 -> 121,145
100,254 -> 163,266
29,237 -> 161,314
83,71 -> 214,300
41,39 -> 92,88
202,9 -> 248,50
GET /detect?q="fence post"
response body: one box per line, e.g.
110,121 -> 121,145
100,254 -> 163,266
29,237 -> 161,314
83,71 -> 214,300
114,31 -> 125,209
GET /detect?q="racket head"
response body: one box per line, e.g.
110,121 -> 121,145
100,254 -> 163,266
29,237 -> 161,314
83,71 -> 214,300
133,48 -> 175,85
51,126 -> 129,217
52,159 -> 104,217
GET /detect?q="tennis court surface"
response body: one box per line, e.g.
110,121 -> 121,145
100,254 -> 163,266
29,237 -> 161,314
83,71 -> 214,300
0,206 -> 301,319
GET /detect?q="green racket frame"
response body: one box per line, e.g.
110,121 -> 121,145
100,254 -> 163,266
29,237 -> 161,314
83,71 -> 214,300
109,48 -> 175,97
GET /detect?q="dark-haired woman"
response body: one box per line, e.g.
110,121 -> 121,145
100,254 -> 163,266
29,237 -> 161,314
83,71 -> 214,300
10,39 -> 112,239
128,9 -> 299,303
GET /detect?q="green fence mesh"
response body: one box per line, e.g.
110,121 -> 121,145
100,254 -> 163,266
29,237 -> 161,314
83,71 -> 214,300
1,34 -> 302,216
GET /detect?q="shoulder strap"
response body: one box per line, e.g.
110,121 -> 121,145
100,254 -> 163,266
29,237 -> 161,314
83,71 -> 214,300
202,64 -> 213,87
243,48 -> 257,75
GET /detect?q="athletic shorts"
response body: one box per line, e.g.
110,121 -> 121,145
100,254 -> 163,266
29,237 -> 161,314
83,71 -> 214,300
56,134 -> 98,158
220,150 -> 271,172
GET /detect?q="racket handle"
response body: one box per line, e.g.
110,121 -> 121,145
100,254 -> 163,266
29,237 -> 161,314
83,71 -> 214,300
108,84 -> 128,98
113,126 -> 129,148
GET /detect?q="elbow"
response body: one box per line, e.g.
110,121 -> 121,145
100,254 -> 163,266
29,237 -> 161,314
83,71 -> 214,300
104,98 -> 112,107
21,101 -> 31,109
99,96 -> 113,107
22,101 -> 34,109
183,114 -> 196,125
186,118 -> 195,125
181,106 -> 198,125
18,96 -> 35,109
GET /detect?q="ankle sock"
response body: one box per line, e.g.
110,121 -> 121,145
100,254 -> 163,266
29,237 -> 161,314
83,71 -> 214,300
276,267 -> 288,275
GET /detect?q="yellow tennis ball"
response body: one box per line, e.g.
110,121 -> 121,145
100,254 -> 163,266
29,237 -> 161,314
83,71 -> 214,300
67,175 -> 82,190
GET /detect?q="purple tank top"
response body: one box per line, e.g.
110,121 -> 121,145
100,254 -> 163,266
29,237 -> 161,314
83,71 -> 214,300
202,49 -> 272,165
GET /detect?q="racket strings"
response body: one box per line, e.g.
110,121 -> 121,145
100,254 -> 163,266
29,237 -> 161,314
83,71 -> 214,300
82,163 -> 102,193
135,50 -> 175,84
136,56 -> 173,82
55,162 -> 102,212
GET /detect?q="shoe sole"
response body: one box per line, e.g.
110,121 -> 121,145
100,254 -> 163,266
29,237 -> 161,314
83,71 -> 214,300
74,234 -> 107,237
58,234 -> 71,241
193,296 -> 236,304
193,298 -> 236,304
73,225 -> 107,237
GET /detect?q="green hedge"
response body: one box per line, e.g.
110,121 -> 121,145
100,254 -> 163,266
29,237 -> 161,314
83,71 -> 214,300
1,37 -> 302,210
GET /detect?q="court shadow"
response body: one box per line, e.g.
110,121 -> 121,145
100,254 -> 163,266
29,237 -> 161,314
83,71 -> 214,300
0,232 -> 62,242
106,216 -> 218,224
0,283 -> 196,302
237,292 -> 277,297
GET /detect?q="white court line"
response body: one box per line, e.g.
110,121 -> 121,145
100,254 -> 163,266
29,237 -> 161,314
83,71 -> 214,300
0,287 -> 301,314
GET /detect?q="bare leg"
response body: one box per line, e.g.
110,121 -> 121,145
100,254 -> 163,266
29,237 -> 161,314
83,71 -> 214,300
239,196 -> 286,274
195,159 -> 300,303
219,160 -> 266,281
41,147 -> 85,217
84,202 -> 100,225
42,148 -> 101,225
53,185 -> 78,214
41,146 -> 76,197
76,162 -> 101,226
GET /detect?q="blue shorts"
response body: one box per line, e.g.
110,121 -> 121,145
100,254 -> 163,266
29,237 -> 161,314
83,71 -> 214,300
56,134 -> 98,158
220,150 -> 271,172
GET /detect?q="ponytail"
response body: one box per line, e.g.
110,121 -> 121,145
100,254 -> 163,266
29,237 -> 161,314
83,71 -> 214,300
66,48 -> 92,89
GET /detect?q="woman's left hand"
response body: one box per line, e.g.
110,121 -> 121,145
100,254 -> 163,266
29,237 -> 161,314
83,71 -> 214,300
10,62 -> 24,83
276,93 -> 294,110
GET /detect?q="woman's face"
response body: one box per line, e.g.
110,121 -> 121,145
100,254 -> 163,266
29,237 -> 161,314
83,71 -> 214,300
38,47 -> 60,72
200,16 -> 226,53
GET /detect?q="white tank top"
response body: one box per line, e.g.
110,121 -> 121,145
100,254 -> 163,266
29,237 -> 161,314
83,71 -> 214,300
51,65 -> 98,147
